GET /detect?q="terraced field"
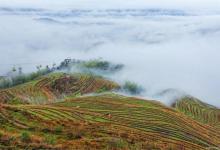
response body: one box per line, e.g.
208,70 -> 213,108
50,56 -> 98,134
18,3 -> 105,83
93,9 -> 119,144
0,73 -> 220,149
174,96 -> 220,130
0,94 -> 219,149
0,73 -> 119,104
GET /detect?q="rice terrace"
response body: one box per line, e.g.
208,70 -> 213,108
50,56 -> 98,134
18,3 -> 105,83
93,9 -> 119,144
0,68 -> 219,149
0,0 -> 220,149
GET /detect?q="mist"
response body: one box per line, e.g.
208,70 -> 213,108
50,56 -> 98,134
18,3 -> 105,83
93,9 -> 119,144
0,1 -> 220,107
1,0 -> 220,10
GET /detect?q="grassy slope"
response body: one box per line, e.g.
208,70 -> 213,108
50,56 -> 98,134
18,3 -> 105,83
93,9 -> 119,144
0,73 -> 220,149
0,73 -> 119,104
0,94 -> 220,149
174,96 -> 220,130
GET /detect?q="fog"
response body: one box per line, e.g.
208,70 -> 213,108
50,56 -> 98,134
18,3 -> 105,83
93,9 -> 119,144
1,0 -> 220,10
0,2 -> 220,107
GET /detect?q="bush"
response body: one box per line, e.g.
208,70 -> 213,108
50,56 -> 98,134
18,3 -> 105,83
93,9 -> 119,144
0,78 -> 12,89
123,81 -> 142,95
54,126 -> 63,134
20,131 -> 31,142
83,59 -> 110,70
96,86 -> 108,93
0,68 -> 52,89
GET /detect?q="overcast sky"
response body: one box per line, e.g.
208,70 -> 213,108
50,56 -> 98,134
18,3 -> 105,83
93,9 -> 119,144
0,0 -> 220,10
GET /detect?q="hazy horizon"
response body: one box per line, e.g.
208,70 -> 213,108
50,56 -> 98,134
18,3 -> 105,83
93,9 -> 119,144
0,0 -> 220,107
0,0 -> 220,10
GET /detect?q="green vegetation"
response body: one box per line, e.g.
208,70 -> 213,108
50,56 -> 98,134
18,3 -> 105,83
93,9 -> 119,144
20,131 -> 31,142
82,59 -> 110,70
58,58 -> 124,73
0,58 -> 123,90
44,135 -> 56,145
54,126 -> 63,134
0,72 -> 220,149
123,81 -> 143,94
96,86 -> 109,93
0,68 -> 51,89
0,94 -> 219,149
82,59 -> 124,72
0,73 -> 119,104
174,96 -> 220,130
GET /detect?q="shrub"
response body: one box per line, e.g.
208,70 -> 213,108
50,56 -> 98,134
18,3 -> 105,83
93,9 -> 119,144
83,59 -> 110,70
123,81 -> 142,95
74,92 -> 81,97
54,126 -> 63,134
96,86 -> 108,93
0,78 -> 12,89
20,131 -> 31,142
0,68 -> 52,89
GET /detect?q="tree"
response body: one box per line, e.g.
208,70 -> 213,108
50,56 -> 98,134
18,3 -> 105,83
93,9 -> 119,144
18,67 -> 23,75
12,66 -> 16,72
36,65 -> 42,71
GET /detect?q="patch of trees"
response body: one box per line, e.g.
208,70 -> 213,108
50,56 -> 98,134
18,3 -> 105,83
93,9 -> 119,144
0,66 -> 52,89
0,58 -> 124,89
122,81 -> 143,95
57,58 -> 124,73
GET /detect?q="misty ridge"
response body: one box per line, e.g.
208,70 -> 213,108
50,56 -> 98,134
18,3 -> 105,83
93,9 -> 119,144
0,5 -> 220,107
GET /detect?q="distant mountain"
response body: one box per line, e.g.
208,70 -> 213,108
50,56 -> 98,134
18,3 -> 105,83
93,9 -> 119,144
0,7 -> 188,17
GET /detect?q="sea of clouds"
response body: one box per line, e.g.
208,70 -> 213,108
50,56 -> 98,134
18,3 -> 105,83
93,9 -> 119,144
0,0 -> 220,106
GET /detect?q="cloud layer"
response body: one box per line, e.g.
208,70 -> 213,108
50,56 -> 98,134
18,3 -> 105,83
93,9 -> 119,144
0,0 -> 220,10
0,3 -> 220,107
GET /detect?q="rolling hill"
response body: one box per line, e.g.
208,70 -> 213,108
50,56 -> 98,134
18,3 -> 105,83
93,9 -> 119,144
174,96 -> 220,130
0,73 -> 119,104
0,72 -> 219,149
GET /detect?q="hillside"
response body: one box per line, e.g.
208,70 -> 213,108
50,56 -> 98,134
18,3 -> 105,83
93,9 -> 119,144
174,96 -> 220,130
0,94 -> 220,149
0,73 -> 220,149
0,73 -> 119,104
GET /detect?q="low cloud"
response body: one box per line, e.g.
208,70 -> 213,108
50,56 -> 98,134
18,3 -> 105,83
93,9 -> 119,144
0,0 -> 220,10
0,6 -> 220,107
